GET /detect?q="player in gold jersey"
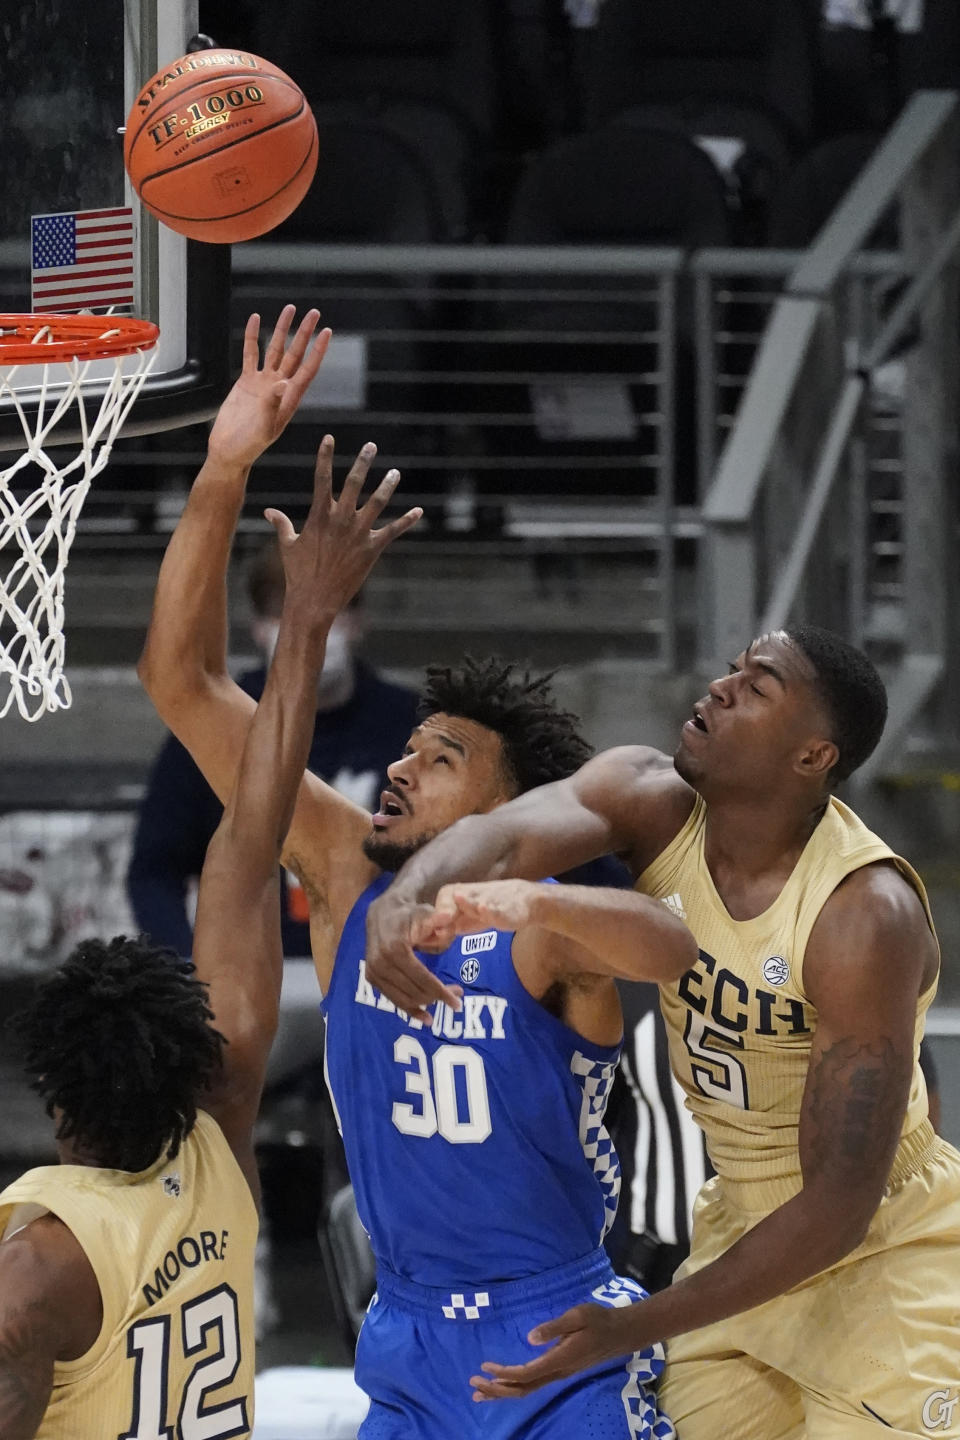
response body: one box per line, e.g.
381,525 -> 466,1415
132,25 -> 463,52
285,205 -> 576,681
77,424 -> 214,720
0,307 -> 421,1440
367,626 -> 960,1439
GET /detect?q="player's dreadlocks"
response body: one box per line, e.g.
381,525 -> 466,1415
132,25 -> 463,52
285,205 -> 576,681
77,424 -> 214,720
18,935 -> 225,1173
419,655 -> 593,794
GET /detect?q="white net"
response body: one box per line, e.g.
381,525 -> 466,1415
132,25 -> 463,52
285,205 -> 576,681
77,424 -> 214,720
0,329 -> 157,721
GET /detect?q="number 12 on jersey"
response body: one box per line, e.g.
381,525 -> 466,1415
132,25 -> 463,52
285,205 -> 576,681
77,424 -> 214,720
120,1284 -> 247,1440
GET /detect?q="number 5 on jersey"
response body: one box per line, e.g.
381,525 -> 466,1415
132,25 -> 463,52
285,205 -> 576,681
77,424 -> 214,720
683,1011 -> 750,1110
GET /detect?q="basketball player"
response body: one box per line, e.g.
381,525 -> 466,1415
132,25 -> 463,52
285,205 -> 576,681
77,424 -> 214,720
0,401 -> 417,1436
367,628 -> 960,1439
138,305 -> 696,1436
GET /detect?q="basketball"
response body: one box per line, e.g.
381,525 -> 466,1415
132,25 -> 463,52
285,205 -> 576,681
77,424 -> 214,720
123,49 -> 318,243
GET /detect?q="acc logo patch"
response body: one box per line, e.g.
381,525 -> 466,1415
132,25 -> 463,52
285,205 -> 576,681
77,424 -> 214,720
460,957 -> 481,984
162,1172 -> 182,1199
762,955 -> 790,987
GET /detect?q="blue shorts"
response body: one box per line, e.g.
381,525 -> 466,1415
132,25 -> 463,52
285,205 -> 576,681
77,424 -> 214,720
355,1247 -> 676,1439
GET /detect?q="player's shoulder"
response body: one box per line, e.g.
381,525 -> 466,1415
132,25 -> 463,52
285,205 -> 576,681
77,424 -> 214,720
0,1212 -> 99,1347
573,747 -> 694,870
576,744 -> 671,784
578,745 -> 693,813
806,859 -> 937,1001
0,1211 -> 85,1272
819,859 -> 928,934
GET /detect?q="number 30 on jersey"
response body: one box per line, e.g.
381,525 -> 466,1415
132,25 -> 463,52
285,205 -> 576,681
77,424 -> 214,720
391,1036 -> 492,1144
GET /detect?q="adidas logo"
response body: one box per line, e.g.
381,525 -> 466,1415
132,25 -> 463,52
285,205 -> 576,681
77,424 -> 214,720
661,893 -> 687,921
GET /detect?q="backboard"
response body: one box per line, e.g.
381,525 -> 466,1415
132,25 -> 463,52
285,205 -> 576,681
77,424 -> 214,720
0,0 -> 230,449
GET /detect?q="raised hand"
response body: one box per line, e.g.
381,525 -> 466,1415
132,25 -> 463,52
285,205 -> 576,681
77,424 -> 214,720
207,306 -> 332,469
264,436 -> 422,629
411,880 -> 541,951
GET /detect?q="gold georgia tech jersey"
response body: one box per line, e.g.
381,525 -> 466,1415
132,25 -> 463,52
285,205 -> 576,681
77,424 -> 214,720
0,1109 -> 258,1439
638,795 -> 939,1214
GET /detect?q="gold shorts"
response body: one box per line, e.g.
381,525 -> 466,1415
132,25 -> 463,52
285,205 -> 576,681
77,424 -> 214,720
660,1127 -> 960,1439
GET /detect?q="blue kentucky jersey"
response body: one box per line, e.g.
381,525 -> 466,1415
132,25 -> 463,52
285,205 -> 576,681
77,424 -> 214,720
321,874 -> 623,1286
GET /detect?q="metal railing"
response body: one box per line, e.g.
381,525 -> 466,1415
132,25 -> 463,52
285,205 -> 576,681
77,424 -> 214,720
699,90 -> 960,775
7,227 -> 935,682
2,95 -> 958,724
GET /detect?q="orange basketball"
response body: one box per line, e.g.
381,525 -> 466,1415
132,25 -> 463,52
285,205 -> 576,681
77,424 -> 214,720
123,49 -> 318,243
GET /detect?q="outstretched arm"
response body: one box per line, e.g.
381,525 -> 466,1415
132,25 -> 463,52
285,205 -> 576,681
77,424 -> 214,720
191,450 -> 421,1196
365,747 -> 693,1010
139,305 -> 330,727
138,308 -> 378,938
466,863 -> 937,1399
414,879 -> 698,984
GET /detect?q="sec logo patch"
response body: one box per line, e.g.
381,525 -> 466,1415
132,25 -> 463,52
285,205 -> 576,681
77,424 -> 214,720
460,957 -> 481,984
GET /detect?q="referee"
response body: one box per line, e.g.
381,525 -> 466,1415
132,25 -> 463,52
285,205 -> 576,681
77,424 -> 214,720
605,979 -> 711,1294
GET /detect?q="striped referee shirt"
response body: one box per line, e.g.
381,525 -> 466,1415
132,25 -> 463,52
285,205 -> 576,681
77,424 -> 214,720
613,979 -> 711,1249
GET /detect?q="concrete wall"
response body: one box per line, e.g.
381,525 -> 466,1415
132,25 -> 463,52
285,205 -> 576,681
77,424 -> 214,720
0,659 -> 700,769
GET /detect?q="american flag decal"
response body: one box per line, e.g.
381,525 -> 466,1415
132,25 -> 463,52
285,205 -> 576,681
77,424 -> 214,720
31,207 -> 135,314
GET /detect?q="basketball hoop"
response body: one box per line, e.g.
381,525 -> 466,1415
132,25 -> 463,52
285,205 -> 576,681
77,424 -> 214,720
0,314 -> 160,721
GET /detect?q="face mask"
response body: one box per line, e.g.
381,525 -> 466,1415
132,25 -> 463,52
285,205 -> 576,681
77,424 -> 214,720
319,622 -> 353,688
257,616 -> 354,686
256,619 -> 281,665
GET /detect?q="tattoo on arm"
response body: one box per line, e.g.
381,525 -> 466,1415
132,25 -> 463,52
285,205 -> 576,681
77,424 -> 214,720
0,1297 -> 56,1437
806,1036 -> 911,1182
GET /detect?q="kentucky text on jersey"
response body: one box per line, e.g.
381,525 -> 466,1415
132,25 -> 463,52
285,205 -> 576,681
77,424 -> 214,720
355,960 -> 508,1038
323,874 -> 623,1285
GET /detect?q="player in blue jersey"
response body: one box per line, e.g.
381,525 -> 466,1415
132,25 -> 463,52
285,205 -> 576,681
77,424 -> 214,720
139,305 -> 698,1438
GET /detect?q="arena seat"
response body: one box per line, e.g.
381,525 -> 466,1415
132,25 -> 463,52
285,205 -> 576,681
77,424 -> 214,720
583,0 -> 816,240
585,0 -> 815,144
464,125 -> 731,503
253,117 -> 448,480
318,1183 -> 376,1353
270,0 -> 498,239
766,131 -> 892,248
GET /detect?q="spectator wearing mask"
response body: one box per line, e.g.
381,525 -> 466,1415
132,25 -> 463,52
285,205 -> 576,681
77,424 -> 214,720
127,537 -> 419,959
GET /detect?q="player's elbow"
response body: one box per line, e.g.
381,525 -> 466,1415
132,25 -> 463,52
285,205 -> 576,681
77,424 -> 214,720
138,654 -> 225,744
138,627 -> 220,711
828,1201 -> 873,1257
621,904 -> 699,984
801,1176 -> 885,1265
137,636 -> 184,715
658,917 -> 699,982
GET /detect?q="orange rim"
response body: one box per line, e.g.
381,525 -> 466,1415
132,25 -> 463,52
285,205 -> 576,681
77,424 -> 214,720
0,314 -> 160,366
